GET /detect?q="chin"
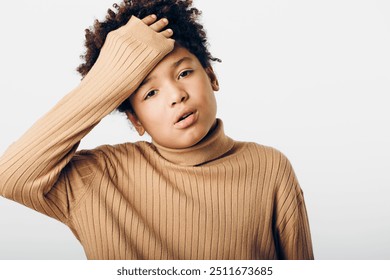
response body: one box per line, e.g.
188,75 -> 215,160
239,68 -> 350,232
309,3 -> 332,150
184,128 -> 210,147
166,132 -> 203,149
157,122 -> 214,149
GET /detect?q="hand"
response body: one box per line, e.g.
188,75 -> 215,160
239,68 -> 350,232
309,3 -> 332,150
141,14 -> 174,39
81,14 -> 175,94
107,14 -> 174,43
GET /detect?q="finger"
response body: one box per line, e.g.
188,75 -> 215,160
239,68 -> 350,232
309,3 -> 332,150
149,18 -> 169,32
167,38 -> 175,45
159,28 -> 173,38
141,14 -> 157,25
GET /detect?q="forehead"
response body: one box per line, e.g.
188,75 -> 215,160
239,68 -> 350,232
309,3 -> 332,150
134,46 -> 202,92
150,46 -> 199,72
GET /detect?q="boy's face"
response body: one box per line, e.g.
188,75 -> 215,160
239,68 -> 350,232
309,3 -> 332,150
127,46 -> 219,149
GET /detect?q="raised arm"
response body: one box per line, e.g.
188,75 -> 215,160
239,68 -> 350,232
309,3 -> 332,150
0,15 -> 174,223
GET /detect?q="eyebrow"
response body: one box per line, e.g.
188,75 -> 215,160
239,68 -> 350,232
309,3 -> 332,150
173,56 -> 192,68
138,56 -> 192,88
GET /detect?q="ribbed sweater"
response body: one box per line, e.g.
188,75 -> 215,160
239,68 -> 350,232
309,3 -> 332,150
0,16 -> 313,260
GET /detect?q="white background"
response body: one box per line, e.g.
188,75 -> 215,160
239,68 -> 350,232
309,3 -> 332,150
0,0 -> 389,260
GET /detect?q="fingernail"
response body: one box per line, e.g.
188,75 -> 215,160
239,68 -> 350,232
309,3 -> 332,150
151,14 -> 157,18
162,18 -> 168,23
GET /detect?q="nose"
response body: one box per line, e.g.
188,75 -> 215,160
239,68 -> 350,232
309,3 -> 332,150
170,85 -> 189,106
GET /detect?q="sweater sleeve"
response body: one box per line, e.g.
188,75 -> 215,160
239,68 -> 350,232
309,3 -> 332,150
0,16 -> 174,224
272,150 -> 314,260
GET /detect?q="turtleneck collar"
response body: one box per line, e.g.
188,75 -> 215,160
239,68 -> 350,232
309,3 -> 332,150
152,119 -> 234,166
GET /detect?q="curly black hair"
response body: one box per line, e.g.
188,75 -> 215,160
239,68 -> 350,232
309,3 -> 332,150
76,0 -> 220,113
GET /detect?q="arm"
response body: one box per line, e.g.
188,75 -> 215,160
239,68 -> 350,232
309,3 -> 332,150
0,15 -> 174,223
272,150 -> 314,260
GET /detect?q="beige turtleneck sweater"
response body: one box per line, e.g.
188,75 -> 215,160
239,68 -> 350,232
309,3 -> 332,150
0,16 -> 313,260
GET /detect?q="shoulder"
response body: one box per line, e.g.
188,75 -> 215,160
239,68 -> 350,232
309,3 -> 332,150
233,141 -> 292,167
64,141 -> 154,183
74,141 -> 155,167
234,141 -> 299,188
236,142 -> 306,215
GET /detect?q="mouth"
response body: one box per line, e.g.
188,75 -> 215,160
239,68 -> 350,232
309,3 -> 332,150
175,111 -> 194,124
176,112 -> 194,124
174,109 -> 198,129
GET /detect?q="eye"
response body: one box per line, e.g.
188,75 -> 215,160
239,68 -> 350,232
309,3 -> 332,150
144,90 -> 158,100
178,70 -> 193,79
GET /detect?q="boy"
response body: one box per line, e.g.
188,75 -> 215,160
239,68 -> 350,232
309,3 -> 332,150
0,0 -> 313,259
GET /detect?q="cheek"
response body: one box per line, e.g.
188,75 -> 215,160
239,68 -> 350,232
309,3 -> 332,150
197,84 -> 217,105
190,76 -> 211,95
135,100 -> 167,125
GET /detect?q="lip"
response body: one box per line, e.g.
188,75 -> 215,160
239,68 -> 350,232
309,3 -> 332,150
174,108 -> 198,129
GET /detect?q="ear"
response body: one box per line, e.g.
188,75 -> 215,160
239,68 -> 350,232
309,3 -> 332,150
125,111 -> 145,136
205,66 -> 220,91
